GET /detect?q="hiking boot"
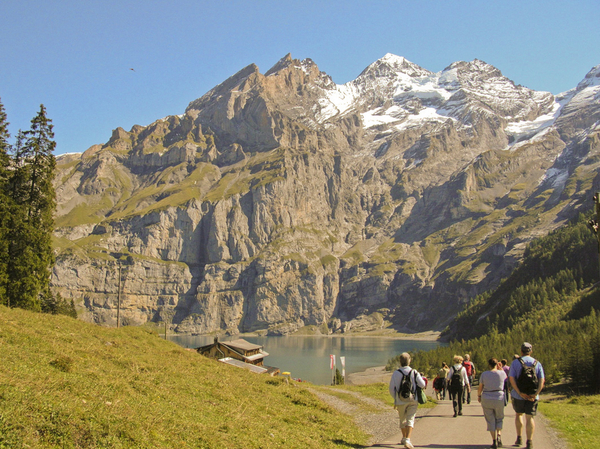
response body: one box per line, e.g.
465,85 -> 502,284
404,438 -> 414,449
453,411 -> 457,417
514,436 -> 522,446
490,441 -> 497,449
400,437 -> 406,446
525,440 -> 532,449
497,435 -> 503,447
458,411 -> 463,415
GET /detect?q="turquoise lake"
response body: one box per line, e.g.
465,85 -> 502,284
168,334 -> 444,385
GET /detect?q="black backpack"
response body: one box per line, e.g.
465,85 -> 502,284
516,358 -> 539,395
450,366 -> 463,392
398,369 -> 413,399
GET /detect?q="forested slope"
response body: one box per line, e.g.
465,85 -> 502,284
390,211 -> 600,391
445,212 -> 600,341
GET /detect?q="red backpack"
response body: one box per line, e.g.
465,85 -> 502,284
463,361 -> 474,377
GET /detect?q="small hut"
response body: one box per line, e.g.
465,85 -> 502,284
197,337 -> 278,375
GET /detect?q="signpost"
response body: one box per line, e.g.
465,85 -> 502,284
330,354 -> 336,385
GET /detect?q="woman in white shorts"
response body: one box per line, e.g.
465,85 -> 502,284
389,352 -> 427,449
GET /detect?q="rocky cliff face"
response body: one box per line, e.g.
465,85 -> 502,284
51,55 -> 600,335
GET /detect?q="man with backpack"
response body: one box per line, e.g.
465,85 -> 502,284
462,354 -> 476,404
446,355 -> 470,417
389,352 -> 427,449
508,342 -> 545,449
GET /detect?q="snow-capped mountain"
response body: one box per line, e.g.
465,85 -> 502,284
52,54 -> 600,336
318,54 -> 555,132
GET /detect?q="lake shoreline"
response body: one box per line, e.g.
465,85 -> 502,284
346,365 -> 392,385
170,333 -> 445,385
234,330 -> 442,341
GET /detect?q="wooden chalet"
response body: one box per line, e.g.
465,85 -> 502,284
197,337 -> 279,375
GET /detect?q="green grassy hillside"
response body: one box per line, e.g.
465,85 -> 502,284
0,306 -> 366,448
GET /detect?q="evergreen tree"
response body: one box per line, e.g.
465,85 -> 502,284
0,99 -> 11,304
6,105 -> 57,311
40,290 -> 77,318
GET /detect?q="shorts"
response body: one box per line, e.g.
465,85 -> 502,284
395,399 -> 419,428
511,397 -> 538,416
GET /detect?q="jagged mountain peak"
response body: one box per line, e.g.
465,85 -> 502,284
186,62 -> 260,113
358,53 -> 431,80
442,59 -> 508,88
576,63 -> 600,90
264,53 -> 294,76
264,53 -> 317,76
263,53 -> 326,84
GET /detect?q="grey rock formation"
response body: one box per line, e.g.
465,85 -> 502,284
52,54 -> 600,335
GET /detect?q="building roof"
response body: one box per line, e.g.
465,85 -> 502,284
244,351 -> 269,362
219,357 -> 268,374
222,339 -> 262,352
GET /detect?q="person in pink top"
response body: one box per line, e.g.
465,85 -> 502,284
501,359 -> 511,403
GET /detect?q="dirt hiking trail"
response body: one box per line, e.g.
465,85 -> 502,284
368,397 -> 562,448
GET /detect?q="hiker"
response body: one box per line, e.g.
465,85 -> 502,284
389,352 -> 426,449
434,362 -> 450,400
509,342 -> 545,449
447,355 -> 470,417
478,358 -> 507,448
500,359 -> 510,377
462,354 -> 476,404
501,358 -> 511,402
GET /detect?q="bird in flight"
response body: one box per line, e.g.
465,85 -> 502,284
130,68 -> 135,72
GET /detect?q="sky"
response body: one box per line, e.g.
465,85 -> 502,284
1,0 -> 599,156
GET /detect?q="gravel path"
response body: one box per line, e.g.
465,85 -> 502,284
310,382 -> 567,448
308,387 -> 431,446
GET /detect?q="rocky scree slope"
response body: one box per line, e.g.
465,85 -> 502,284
52,54 -> 600,335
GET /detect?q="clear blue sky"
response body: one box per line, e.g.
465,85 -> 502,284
1,0 -> 599,155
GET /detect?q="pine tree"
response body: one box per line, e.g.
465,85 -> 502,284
6,105 -> 57,311
0,99 -> 11,304
22,104 -> 57,221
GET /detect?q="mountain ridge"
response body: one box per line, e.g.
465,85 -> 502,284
52,53 -> 600,336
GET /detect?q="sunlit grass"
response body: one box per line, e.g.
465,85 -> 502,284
0,306 -> 368,448
539,396 -> 600,449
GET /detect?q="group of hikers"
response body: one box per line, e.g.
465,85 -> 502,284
389,342 -> 545,449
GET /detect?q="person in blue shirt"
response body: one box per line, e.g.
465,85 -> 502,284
508,342 -> 545,449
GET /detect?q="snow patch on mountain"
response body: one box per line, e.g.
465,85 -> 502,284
394,107 -> 451,131
540,167 -> 570,189
315,83 -> 359,122
505,99 -> 564,147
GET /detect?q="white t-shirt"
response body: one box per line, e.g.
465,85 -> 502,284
447,364 -> 469,386
389,366 -> 426,404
